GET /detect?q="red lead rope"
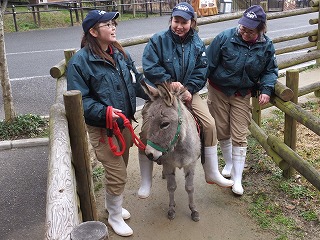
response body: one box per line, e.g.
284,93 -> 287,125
101,106 -> 146,156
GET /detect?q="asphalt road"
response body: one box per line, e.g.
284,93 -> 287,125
0,12 -> 318,120
0,146 -> 48,240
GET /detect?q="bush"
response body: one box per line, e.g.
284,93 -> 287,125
0,114 -> 48,140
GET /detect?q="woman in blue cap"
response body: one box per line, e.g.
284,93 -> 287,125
137,2 -> 234,199
67,10 -> 148,236
206,5 -> 278,196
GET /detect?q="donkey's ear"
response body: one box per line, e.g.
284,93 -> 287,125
141,79 -> 159,101
156,83 -> 174,106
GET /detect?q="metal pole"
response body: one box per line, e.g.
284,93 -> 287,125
145,1 -> 148,18
36,6 -> 41,27
69,8 -> 74,26
11,5 -> 18,32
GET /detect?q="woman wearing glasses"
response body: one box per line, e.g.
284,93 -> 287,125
67,10 -> 148,237
206,5 -> 278,196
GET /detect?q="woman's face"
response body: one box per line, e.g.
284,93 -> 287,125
239,25 -> 259,42
90,20 -> 117,50
171,16 -> 191,38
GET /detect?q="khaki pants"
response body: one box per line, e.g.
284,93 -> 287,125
139,92 -> 218,148
207,85 -> 252,147
87,125 -> 133,195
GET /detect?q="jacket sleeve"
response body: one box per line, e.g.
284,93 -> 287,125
142,36 -> 172,84
259,42 -> 278,96
205,34 -> 223,80
66,56 -> 107,125
185,41 -> 208,94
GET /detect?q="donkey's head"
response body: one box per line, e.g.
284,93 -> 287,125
141,80 -> 187,161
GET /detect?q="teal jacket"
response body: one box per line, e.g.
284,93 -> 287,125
206,27 -> 278,97
142,28 -> 208,94
67,46 -> 148,128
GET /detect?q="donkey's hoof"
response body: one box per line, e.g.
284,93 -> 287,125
191,210 -> 200,222
167,209 -> 175,220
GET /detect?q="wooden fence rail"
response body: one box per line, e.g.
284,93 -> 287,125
46,2 -> 320,239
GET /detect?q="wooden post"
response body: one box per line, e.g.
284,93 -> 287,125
65,49 -> 77,65
260,1 -> 268,12
283,70 -> 299,178
71,221 -> 108,240
317,0 -> 320,64
63,90 -> 97,222
50,49 -> 76,79
251,96 -> 261,126
133,0 -> 136,18
37,6 -> 41,27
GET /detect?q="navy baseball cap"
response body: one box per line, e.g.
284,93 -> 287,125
82,10 -> 119,33
172,2 -> 194,20
238,5 -> 266,30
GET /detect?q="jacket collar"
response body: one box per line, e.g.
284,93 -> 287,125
86,45 -> 118,65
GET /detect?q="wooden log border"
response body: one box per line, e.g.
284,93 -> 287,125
45,102 -> 81,240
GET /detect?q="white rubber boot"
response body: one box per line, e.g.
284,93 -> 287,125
138,153 -> 153,199
231,146 -> 247,196
203,146 -> 234,187
220,138 -> 233,178
105,192 -> 133,237
105,192 -> 131,220
121,208 -> 131,220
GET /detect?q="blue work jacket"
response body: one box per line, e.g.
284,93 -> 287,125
142,27 -> 208,94
206,27 -> 278,97
67,46 -> 148,128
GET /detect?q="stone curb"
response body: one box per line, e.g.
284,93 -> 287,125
0,137 -> 49,151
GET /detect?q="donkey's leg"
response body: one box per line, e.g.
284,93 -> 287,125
185,164 -> 199,222
163,164 -> 177,220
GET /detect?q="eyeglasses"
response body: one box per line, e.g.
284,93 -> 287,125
98,21 -> 117,29
239,26 -> 258,37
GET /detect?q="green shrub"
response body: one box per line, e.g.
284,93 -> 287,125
0,114 -> 48,140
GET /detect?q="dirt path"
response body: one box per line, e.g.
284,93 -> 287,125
95,150 -> 277,240
94,113 -> 276,240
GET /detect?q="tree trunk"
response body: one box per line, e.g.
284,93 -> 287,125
0,1 -> 16,122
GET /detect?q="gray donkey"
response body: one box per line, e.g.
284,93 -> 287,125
141,81 -> 201,222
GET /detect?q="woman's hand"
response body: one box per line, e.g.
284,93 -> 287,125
181,90 -> 192,103
170,81 -> 192,103
170,81 -> 183,91
259,94 -> 270,105
112,108 -> 122,121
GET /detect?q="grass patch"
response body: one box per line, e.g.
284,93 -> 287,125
4,6 -> 159,32
244,99 -> 320,239
93,166 -> 104,192
0,114 -> 48,141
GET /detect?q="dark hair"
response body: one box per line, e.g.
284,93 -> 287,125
80,20 -> 127,65
257,22 -> 267,34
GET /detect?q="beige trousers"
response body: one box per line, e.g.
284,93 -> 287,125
86,124 -> 133,195
207,85 -> 252,147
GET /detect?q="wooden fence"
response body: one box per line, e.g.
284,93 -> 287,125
46,1 -> 320,239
